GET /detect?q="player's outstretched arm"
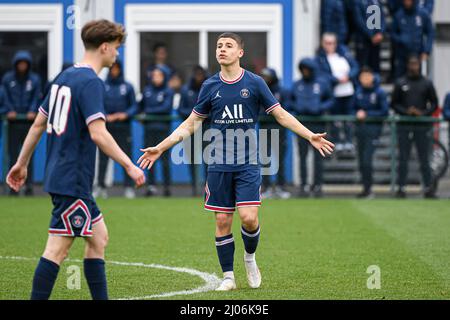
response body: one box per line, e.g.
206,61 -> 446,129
138,112 -> 205,170
6,113 -> 47,192
88,119 -> 145,187
271,106 -> 335,157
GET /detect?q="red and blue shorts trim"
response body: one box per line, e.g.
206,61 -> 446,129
48,194 -> 104,237
204,170 -> 262,214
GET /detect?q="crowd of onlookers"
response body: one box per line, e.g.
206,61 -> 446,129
276,0 -> 444,199
321,0 -> 434,78
1,0 -> 449,200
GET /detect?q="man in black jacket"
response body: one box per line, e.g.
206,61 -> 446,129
391,55 -> 438,198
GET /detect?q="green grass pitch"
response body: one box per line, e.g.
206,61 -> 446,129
0,197 -> 449,300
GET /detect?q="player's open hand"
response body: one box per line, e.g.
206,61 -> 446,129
138,147 -> 163,171
6,164 -> 28,192
126,165 -> 146,188
310,133 -> 335,157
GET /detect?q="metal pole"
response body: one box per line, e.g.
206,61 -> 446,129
389,118 -> 398,194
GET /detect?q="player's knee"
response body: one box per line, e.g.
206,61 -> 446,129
215,214 -> 232,232
241,214 -> 259,230
43,246 -> 69,264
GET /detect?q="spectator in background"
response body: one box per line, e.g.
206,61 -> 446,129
316,33 -> 359,152
0,84 -> 5,110
169,72 -> 183,93
343,0 -> 358,44
418,0 -> 434,14
352,0 -> 386,73
95,61 -> 138,200
354,67 -> 389,198
259,67 -> 291,200
320,0 -> 349,45
1,50 -> 41,196
290,58 -> 334,198
169,72 -> 183,119
443,92 -> 450,153
391,0 -> 434,79
0,85 -> 5,149
388,0 -> 434,15
178,66 -> 208,196
146,42 -> 176,82
391,55 -> 438,199
141,66 -> 174,197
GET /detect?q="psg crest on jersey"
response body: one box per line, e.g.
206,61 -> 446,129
240,89 -> 250,99
71,215 -> 85,228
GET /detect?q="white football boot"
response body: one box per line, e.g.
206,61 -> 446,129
244,253 -> 262,289
215,276 -> 237,291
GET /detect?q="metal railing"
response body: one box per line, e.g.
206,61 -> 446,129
1,114 -> 448,194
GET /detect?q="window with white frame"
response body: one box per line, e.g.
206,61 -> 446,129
124,3 -> 282,93
0,4 -> 63,82
0,32 -> 48,84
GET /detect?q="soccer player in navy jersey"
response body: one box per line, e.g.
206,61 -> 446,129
138,33 -> 334,291
6,20 -> 145,300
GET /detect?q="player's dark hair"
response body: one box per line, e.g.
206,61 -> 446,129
360,66 -> 373,75
217,32 -> 244,49
81,19 -> 126,50
407,53 -> 421,64
152,42 -> 168,53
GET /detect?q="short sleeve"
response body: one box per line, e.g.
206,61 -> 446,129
38,88 -> 52,119
192,83 -> 211,118
79,78 -> 106,125
257,77 -> 280,114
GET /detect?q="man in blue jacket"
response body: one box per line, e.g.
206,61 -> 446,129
96,61 -> 137,199
388,0 -> 434,15
290,58 -> 334,197
391,0 -> 434,79
259,68 -> 291,200
0,85 -> 5,160
354,67 -> 389,198
352,0 -> 386,73
178,65 -> 209,196
320,0 -> 349,45
141,66 -> 174,197
1,50 -> 42,195
443,92 -> 450,156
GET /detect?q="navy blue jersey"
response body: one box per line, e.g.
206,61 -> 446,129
193,69 -> 280,172
38,64 -> 106,200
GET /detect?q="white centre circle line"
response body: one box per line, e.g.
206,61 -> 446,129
0,256 -> 221,300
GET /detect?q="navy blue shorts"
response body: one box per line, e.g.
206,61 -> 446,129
48,194 -> 103,237
205,169 -> 262,213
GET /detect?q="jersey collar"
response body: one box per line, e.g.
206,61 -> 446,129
74,63 -> 94,69
219,68 -> 245,85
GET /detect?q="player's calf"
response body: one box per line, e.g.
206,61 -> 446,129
239,208 -> 262,289
31,236 -> 74,300
241,225 -> 262,288
83,220 -> 109,300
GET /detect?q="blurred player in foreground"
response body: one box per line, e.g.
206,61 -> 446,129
6,20 -> 145,300
138,32 -> 334,291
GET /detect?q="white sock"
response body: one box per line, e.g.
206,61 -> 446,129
223,271 -> 235,280
244,251 -> 255,262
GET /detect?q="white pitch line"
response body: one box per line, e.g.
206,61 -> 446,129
0,256 -> 221,300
